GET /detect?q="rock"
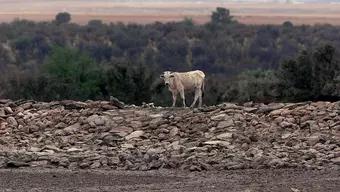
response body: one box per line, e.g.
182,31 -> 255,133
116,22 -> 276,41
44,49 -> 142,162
94,118 -> 105,126
87,115 -> 109,127
109,96 -> 125,109
149,114 -> 163,118
0,157 -> 7,168
110,126 -> 133,137
90,161 -> 101,169
281,133 -> 291,139
29,147 -> 41,152
168,141 -> 182,151
29,125 -> 40,133
147,147 -> 164,154
64,123 -> 81,134
204,140 -> 231,147
7,117 -> 18,127
43,145 -> 62,152
307,135 -> 320,146
67,147 -> 83,152
4,107 -> 13,114
102,134 -> 123,145
290,188 -> 301,192
55,122 -> 67,129
0,100 -> 337,171
216,132 -> 233,140
125,130 -> 144,140
79,162 -> 90,169
130,121 -> 142,129
280,121 -> 292,128
211,114 -> 226,121
0,108 -> 5,116
330,157 -> 340,165
121,144 -> 134,149
20,102 -> 33,110
217,119 -> 233,129
169,127 -> 179,137
268,158 -> 284,167
6,161 -> 29,168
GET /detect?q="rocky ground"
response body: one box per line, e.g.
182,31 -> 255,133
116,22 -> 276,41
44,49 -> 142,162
0,99 -> 339,171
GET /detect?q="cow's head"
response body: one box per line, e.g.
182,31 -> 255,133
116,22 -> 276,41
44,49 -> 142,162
160,71 -> 175,87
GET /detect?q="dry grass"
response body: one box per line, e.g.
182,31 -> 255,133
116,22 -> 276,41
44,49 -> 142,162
1,1 -> 340,25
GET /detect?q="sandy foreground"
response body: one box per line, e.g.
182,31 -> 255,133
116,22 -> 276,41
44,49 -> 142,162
1,0 -> 340,25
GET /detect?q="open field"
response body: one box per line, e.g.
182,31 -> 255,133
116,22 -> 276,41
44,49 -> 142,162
1,0 -> 340,25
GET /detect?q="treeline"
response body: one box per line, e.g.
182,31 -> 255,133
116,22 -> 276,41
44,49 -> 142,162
0,8 -> 339,105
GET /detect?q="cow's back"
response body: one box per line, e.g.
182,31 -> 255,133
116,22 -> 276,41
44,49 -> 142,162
175,70 -> 205,90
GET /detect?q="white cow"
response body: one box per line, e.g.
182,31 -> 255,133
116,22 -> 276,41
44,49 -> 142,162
160,70 -> 205,108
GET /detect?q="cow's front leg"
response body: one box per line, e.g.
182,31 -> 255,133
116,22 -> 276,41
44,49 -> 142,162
179,89 -> 186,107
172,92 -> 177,107
190,88 -> 200,108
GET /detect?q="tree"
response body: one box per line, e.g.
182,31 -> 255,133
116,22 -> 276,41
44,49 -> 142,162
55,12 -> 71,25
223,70 -> 279,103
105,63 -> 154,105
43,46 -> 102,100
278,45 -> 340,101
211,7 -> 233,25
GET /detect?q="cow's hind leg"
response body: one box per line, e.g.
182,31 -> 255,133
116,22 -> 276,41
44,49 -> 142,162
179,89 -> 186,107
190,89 -> 200,108
198,89 -> 203,108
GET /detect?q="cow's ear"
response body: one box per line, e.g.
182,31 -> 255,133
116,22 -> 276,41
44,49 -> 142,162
160,74 -> 164,78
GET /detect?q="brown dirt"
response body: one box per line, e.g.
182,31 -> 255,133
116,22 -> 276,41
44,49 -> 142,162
0,168 -> 338,192
1,1 -> 340,25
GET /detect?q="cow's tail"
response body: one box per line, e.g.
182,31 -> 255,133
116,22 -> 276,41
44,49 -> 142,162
202,79 -> 205,98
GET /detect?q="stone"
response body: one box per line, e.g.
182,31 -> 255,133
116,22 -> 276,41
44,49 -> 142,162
121,144 -> 135,149
204,140 -> 231,147
125,130 -> 144,140
7,117 -> 18,127
290,188 -> 301,192
64,123 -> 81,134
55,122 -> 67,129
168,141 -> 182,151
4,107 -> 13,114
147,147 -> 164,154
149,113 -> 163,118
102,134 -> 123,145
330,157 -> 340,165
169,127 -> 179,137
87,115 -> 108,127
307,135 -> 320,146
110,126 -> 133,137
30,147 -> 41,152
217,119 -> 233,129
90,161 -> 101,169
0,100 -> 337,171
280,121 -> 292,128
281,133 -> 291,139
216,132 -> 233,140
130,121 -> 143,129
67,147 -> 83,152
6,161 -> 29,168
211,114 -> 226,121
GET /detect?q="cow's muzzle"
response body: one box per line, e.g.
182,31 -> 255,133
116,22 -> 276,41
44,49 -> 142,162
165,83 -> 169,86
